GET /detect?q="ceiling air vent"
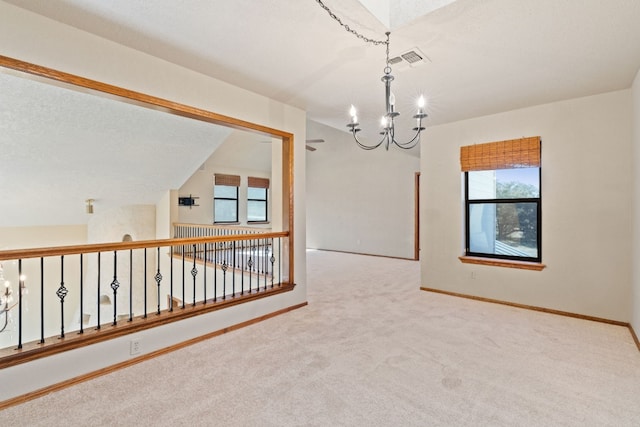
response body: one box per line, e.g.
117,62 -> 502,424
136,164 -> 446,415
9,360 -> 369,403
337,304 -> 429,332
401,50 -> 424,64
388,47 -> 430,69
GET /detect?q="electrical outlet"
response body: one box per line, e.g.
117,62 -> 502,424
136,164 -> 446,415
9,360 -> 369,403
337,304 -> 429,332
130,339 -> 141,355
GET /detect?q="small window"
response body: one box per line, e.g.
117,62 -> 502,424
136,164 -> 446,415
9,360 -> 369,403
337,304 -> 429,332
214,174 -> 240,223
462,137 -> 541,262
247,177 -> 269,223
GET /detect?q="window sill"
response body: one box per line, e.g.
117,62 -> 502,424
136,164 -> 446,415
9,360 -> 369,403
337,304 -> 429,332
247,221 -> 270,225
214,222 -> 240,225
459,256 -> 546,271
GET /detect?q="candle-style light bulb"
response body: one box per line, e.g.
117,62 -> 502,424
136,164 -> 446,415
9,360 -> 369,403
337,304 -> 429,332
418,95 -> 425,108
349,105 -> 357,118
352,115 -> 358,124
380,116 -> 388,128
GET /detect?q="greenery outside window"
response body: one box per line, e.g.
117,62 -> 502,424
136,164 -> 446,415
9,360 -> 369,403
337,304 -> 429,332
461,137 -> 541,262
247,177 -> 269,223
214,173 -> 240,223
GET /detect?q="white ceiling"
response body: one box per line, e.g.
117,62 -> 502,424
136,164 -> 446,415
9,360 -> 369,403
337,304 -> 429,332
7,0 -> 640,133
2,0 -> 640,227
0,70 -> 232,226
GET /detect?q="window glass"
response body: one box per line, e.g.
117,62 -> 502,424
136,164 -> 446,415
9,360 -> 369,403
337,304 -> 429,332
468,168 -> 539,200
214,185 -> 238,223
247,200 -> 267,222
215,185 -> 237,198
247,186 -> 267,222
468,202 -> 539,258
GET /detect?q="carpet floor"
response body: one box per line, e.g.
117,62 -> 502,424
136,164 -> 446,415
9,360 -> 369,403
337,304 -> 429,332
2,250 -> 640,426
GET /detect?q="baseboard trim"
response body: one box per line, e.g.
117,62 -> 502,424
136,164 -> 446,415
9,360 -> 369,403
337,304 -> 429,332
420,287 -> 628,326
0,301 -> 308,410
310,248 -> 416,261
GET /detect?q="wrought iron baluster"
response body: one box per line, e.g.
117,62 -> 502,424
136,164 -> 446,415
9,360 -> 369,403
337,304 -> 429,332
240,239 -> 245,295
79,254 -> 84,334
155,247 -> 162,315
129,249 -> 133,322
170,245 -> 174,312
181,245 -> 185,309
17,259 -> 23,349
111,251 -> 120,326
203,242 -> 207,304
40,257 -> 45,342
232,241 -> 236,296
144,248 -> 148,318
191,244 -> 197,306
263,239 -> 268,291
278,237 -> 282,287
214,242 -> 218,302
270,238 -> 276,289
97,252 -> 101,329
222,255 -> 228,301
247,240 -> 253,294
57,255 -> 69,338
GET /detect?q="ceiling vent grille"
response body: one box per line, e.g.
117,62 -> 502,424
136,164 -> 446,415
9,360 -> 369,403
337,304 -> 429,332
401,50 -> 424,64
388,47 -> 430,68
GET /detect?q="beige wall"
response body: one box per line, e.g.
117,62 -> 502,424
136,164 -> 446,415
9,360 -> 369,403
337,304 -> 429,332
632,69 -> 640,333
306,120 -> 420,259
0,2 -> 306,401
421,90 -> 633,322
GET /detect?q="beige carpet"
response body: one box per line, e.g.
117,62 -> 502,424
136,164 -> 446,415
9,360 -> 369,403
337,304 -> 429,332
2,250 -> 640,426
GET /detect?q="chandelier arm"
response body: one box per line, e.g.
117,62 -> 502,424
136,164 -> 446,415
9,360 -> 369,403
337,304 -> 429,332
0,311 -> 8,333
391,128 -> 423,149
351,129 -> 387,150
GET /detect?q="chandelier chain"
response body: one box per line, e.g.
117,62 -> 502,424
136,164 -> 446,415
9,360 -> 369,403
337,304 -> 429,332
314,0 -> 388,47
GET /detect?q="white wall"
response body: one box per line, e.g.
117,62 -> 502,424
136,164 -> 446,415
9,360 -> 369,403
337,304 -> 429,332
0,225 -> 87,349
421,90 -> 633,322
306,120 -> 419,259
0,2 -> 306,401
632,69 -> 640,334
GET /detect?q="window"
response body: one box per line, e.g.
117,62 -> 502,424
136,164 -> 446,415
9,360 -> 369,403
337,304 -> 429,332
214,173 -> 240,223
461,137 -> 541,262
247,176 -> 269,222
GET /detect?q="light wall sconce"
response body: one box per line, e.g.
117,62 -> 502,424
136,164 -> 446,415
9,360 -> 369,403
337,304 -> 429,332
86,199 -> 94,214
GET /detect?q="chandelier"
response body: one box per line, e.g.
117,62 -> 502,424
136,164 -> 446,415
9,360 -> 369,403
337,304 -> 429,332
316,0 -> 428,151
347,32 -> 427,150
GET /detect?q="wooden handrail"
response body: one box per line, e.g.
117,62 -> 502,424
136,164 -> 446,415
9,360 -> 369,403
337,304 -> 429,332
0,232 -> 288,261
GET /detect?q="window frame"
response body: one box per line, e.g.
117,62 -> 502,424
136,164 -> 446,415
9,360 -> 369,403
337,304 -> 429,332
213,184 -> 239,224
464,167 -> 542,263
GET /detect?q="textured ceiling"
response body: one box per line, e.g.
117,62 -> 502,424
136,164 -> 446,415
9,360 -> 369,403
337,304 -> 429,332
6,0 -> 640,133
2,0 -> 640,227
0,70 -> 232,226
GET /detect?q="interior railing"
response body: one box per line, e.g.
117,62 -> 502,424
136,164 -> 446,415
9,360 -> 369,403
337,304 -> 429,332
0,230 -> 291,369
173,223 -> 273,279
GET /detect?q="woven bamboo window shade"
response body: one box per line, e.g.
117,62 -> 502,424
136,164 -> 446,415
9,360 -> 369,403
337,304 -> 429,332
460,136 -> 541,172
214,173 -> 241,187
247,177 -> 270,189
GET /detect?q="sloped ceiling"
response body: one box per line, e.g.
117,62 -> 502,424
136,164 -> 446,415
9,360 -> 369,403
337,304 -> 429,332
2,0 -> 640,226
0,70 -> 232,226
